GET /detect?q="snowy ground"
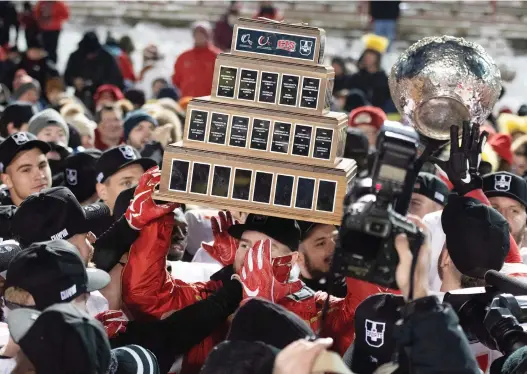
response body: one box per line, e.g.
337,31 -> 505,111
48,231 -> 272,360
46,21 -> 527,113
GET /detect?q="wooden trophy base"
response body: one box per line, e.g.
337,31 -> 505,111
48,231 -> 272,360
211,53 -> 334,115
183,97 -> 348,168
157,143 -> 356,225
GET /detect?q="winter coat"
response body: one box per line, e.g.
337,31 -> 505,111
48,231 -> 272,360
172,44 -> 220,98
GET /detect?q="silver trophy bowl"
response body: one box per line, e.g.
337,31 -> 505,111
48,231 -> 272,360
389,36 -> 502,140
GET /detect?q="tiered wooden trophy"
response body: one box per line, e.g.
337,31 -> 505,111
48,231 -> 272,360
157,18 -> 356,224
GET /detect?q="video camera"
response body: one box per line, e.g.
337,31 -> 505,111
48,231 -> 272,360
334,121 -> 424,289
444,270 -> 527,356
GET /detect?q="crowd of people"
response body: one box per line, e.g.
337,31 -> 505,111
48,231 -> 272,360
0,1 -> 525,374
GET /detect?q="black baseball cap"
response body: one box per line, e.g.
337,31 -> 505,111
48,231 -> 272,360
0,240 -> 22,273
413,172 -> 449,206
483,172 -> 527,208
228,214 -> 301,251
442,195 -> 510,278
95,145 -> 156,183
11,186 -> 110,246
0,102 -> 35,134
0,131 -> 50,172
62,149 -> 102,203
348,293 -> 406,373
7,303 -> 111,374
5,239 -> 110,310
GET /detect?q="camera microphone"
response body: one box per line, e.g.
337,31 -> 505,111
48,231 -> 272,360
484,270 -> 527,296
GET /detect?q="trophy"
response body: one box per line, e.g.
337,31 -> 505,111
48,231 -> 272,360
156,18 -> 356,225
389,35 -> 502,140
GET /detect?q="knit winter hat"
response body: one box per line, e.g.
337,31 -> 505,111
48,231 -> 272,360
11,78 -> 41,101
123,110 -> 158,141
28,108 -> 70,143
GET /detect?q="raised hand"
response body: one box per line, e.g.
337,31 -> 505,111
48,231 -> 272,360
125,166 -> 179,230
232,239 -> 302,303
202,211 -> 239,266
431,122 -> 488,196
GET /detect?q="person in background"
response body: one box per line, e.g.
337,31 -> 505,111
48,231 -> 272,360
19,2 -> 39,50
0,102 -> 35,138
64,31 -> 124,111
2,36 -> 58,98
296,221 -> 346,297
151,77 -> 168,98
0,2 -> 19,49
67,113 -> 96,149
368,1 -> 401,50
62,149 -> 102,206
409,172 -> 449,219
172,21 -> 220,98
483,172 -> 527,250
254,1 -> 282,20
93,84 -> 124,111
95,145 -> 156,214
44,75 -> 65,106
0,132 -> 51,206
214,1 -> 241,51
27,108 -> 69,147
94,104 -> 123,151
512,134 -> 527,176
124,88 -> 146,109
33,0 -> 69,64
348,33 -> 391,109
347,105 -> 387,147
10,75 -> 41,105
331,57 -> 352,95
123,110 -> 158,153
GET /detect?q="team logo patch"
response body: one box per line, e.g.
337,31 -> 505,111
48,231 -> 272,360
66,168 -> 78,186
365,319 -> 385,347
240,34 -> 253,46
494,174 -> 512,192
258,36 -> 271,47
12,132 -> 29,145
300,40 -> 313,56
277,40 -> 296,52
119,145 -> 136,160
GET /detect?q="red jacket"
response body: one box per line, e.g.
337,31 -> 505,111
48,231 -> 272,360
171,44 -> 219,98
34,1 -> 69,31
122,215 -> 389,373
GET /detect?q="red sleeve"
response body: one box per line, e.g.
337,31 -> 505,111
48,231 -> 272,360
122,215 -> 221,321
119,54 -> 136,82
33,3 -> 41,20
465,189 -> 522,263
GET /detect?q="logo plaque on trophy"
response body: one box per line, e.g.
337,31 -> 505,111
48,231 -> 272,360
157,18 -> 355,225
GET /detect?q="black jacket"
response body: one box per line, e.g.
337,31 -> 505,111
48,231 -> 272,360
111,278 -> 242,374
395,296 -> 479,374
2,54 -> 59,93
348,69 -> 391,109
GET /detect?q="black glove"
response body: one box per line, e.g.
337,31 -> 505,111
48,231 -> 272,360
430,121 -> 488,196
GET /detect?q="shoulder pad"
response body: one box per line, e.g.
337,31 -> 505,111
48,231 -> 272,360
287,285 -> 315,302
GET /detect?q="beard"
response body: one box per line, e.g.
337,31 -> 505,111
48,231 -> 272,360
303,254 -> 328,280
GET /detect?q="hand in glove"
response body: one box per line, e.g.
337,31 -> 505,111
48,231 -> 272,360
232,239 -> 302,303
125,166 -> 179,230
202,211 -> 239,266
431,122 -> 488,196
95,310 -> 128,338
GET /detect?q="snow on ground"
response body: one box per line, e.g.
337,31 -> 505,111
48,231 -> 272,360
48,21 -> 526,112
